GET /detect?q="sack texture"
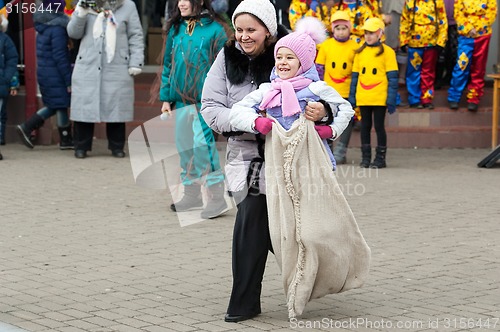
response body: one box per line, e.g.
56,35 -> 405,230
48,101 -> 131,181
265,115 -> 371,319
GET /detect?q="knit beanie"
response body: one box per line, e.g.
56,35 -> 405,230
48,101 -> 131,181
274,17 -> 327,74
231,0 -> 278,37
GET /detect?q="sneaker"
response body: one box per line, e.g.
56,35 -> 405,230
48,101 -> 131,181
449,102 -> 459,110
0,151 -> 3,160
467,103 -> 478,112
422,103 -> 434,109
410,103 -> 423,109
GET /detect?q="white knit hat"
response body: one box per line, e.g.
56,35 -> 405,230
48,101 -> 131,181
231,0 -> 278,37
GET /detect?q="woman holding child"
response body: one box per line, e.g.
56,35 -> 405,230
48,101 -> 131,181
201,0 -> 331,323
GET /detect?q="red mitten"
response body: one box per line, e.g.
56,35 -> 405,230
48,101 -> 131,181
314,125 -> 333,139
254,117 -> 274,135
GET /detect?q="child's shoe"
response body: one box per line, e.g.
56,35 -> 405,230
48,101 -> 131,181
467,103 -> 478,112
360,145 -> 371,168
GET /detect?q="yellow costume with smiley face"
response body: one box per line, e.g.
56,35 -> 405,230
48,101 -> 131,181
352,44 -> 398,106
316,38 -> 358,98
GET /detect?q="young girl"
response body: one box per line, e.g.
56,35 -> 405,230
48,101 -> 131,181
348,17 -> 398,168
330,0 -> 383,44
229,18 -> 370,319
400,0 -> 448,109
229,18 -> 355,170
159,0 -> 230,219
17,0 -> 73,150
316,10 -> 358,164
447,0 -> 497,111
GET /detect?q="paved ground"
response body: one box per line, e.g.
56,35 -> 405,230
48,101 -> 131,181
1,139 -> 499,332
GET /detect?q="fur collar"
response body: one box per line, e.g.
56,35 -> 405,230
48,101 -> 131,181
224,25 -> 289,86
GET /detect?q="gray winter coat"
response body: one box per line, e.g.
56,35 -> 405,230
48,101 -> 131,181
201,47 -> 265,193
67,0 -> 144,123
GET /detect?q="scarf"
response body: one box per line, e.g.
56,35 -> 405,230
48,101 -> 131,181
260,73 -> 312,117
93,10 -> 117,63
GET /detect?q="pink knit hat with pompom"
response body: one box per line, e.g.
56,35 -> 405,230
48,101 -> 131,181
274,17 -> 327,73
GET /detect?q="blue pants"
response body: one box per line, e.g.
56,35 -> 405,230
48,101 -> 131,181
406,47 -> 439,105
174,102 -> 224,187
37,107 -> 70,127
448,35 -> 491,104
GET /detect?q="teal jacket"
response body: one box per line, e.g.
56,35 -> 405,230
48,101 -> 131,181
160,15 -> 227,105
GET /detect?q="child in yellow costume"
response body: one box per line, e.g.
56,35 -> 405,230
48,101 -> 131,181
348,18 -> 398,169
400,0 -> 448,109
316,11 -> 358,164
289,0 -> 335,33
330,0 -> 383,44
447,0 -> 497,112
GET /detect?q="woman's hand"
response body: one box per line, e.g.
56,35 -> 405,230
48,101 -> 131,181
305,101 -> 327,121
161,102 -> 172,114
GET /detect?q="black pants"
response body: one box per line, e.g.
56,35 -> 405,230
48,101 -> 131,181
73,121 -> 125,151
360,106 -> 387,147
227,193 -> 272,316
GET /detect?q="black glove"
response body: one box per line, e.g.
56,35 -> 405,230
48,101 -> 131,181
400,45 -> 407,53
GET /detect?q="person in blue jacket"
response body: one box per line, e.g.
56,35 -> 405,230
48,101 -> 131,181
0,10 -> 18,160
16,0 -> 73,150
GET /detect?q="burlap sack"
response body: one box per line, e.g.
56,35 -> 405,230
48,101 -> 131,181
265,115 -> 371,319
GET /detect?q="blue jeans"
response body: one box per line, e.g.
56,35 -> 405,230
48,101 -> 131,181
36,107 -> 70,127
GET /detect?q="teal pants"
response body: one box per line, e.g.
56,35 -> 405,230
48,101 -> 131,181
175,103 -> 224,187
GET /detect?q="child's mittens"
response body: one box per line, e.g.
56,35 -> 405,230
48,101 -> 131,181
254,117 -> 274,135
314,125 -> 333,139
387,104 -> 396,114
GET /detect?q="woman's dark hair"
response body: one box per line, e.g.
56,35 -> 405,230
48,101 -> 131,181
165,0 -> 231,36
355,41 -> 384,56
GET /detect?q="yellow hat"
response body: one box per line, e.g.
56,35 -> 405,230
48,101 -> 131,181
361,17 -> 385,32
330,10 -> 350,24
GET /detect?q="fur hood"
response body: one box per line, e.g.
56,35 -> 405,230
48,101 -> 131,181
95,0 -> 124,11
224,25 -> 289,86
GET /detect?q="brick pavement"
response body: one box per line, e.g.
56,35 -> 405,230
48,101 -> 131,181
1,140 -> 499,331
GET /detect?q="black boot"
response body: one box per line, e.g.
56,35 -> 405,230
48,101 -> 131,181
170,184 -> 203,212
0,121 -> 5,145
16,114 -> 45,149
200,182 -> 229,219
58,126 -> 74,150
360,145 -> 371,168
371,146 -> 387,168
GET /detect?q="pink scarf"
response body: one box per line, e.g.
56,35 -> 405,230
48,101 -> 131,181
259,76 -> 312,117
